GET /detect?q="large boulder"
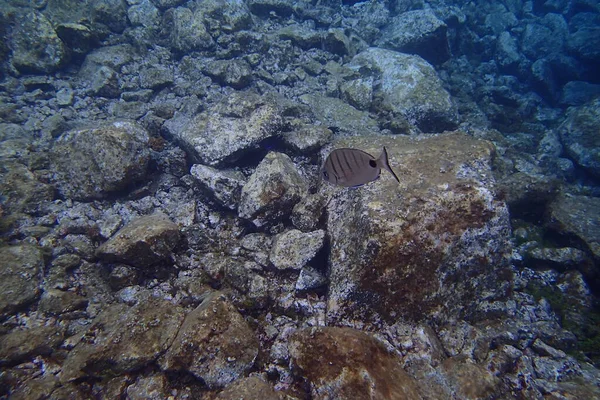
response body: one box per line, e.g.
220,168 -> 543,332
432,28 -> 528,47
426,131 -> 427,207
164,92 -> 283,166
50,121 -> 150,201
325,133 -> 512,326
159,292 -> 259,388
60,297 -> 186,382
289,327 -> 423,399
558,98 -> 600,178
96,213 -> 181,268
0,245 -> 45,318
377,10 -> 450,64
238,152 -> 308,228
347,48 -> 458,132
10,11 -> 68,73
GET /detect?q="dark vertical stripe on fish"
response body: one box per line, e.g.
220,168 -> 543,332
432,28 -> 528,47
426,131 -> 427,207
342,151 -> 353,175
332,151 -> 342,177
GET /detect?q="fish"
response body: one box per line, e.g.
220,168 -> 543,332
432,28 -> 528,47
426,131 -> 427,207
321,147 -> 400,187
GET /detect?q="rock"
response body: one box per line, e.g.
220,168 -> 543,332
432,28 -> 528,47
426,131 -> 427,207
378,10 -> 450,64
190,164 -> 247,210
442,356 -> 501,399
340,77 -> 374,111
139,66 -> 173,90
291,193 -> 327,232
238,152 -> 308,228
0,325 -> 64,366
270,229 -> 325,270
248,0 -> 294,17
295,266 -> 327,292
521,21 -> 566,60
326,133 -> 512,325
195,0 -> 253,32
348,48 -> 458,132
289,327 -> 422,399
159,292 -> 259,388
547,194 -> 600,259
55,23 -> 97,61
38,289 -> 88,315
96,213 -> 181,268
323,28 -> 351,56
128,0 -> 160,28
50,120 -> 150,200
89,65 -> 120,98
567,27 -> 600,63
150,0 -> 186,10
162,7 -> 215,54
560,81 -> 600,106
0,245 -> 44,317
525,246 -> 590,271
10,11 -> 68,73
203,58 -> 253,89
165,92 -> 283,166
60,297 -> 185,382
282,125 -> 333,154
496,31 -> 522,74
92,0 -> 129,33
126,373 -> 169,400
0,161 -> 55,214
299,94 -> 380,136
78,44 -> 134,80
213,376 -> 280,400
276,25 -> 323,50
558,98 -> 600,178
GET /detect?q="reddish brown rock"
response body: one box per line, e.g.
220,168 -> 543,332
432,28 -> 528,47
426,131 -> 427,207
325,133 -> 512,325
289,327 -> 422,399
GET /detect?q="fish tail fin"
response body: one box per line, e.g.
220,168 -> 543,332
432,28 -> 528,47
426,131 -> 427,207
378,146 -> 400,183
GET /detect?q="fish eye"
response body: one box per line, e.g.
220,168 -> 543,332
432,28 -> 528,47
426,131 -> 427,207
369,160 -> 377,168
322,170 -> 329,179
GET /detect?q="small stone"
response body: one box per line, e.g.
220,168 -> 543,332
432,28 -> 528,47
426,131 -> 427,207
270,229 -> 325,270
190,164 -> 247,210
295,266 -> 327,292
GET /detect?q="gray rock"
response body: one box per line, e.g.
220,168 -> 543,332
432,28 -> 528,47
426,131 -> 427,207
567,27 -> 600,63
323,28 -> 351,56
203,58 -> 253,89
560,81 -> 600,107
326,133 -> 512,325
340,77 -> 374,111
281,125 -> 332,154
190,164 -> 247,210
526,247 -> 590,271
128,0 -> 160,28
299,94 -> 380,136
162,7 -> 215,54
270,229 -> 325,270
238,152 -> 308,228
291,193 -> 327,232
166,92 -> 283,166
348,48 -> 458,132
55,23 -> 97,61
79,45 -> 134,79
159,292 -> 259,388
521,22 -> 565,60
496,31 -> 522,73
150,0 -> 186,10
10,11 -> 68,73
276,25 -> 323,50
558,98 -> 600,177
50,121 -> 150,200
289,327 -> 422,399
442,356 -> 501,398
38,289 -> 88,315
96,213 -> 181,268
0,325 -> 64,366
547,194 -> 600,259
378,10 -> 450,64
139,66 -> 173,90
92,0 -> 129,33
56,87 -> 74,106
213,376 -> 280,400
295,266 -> 327,292
60,297 -> 185,382
0,245 -> 44,317
0,161 -> 54,214
248,0 -> 294,17
194,0 -> 253,32
126,373 -> 169,400
90,65 -> 121,98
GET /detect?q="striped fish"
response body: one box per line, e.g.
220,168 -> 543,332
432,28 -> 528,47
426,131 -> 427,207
322,147 -> 400,187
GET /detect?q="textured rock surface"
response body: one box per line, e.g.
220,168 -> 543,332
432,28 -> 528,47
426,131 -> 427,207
378,10 -> 450,64
165,92 -> 283,166
60,297 -> 185,382
0,245 -> 44,317
96,213 -> 181,268
269,229 -> 325,270
558,98 -> 600,178
162,7 -> 214,54
238,152 -> 308,228
0,325 -> 64,366
190,164 -> 247,210
50,121 -> 150,200
289,327 -> 423,399
547,194 -> 600,259
326,133 -> 512,325
0,161 -> 55,214
213,376 -> 281,400
159,292 -> 259,388
10,11 -> 68,73
347,48 -> 458,132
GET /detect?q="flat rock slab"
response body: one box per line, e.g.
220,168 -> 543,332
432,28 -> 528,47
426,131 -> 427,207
0,244 -> 44,317
159,292 -> 259,388
325,133 -> 512,326
547,194 -> 600,259
289,327 -> 423,399
96,213 -> 181,268
60,297 -> 185,382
